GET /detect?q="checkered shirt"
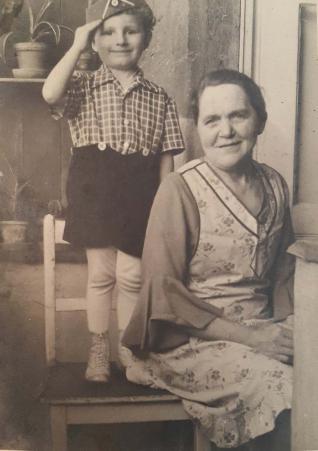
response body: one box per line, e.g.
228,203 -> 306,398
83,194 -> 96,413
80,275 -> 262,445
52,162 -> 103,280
57,65 -> 184,156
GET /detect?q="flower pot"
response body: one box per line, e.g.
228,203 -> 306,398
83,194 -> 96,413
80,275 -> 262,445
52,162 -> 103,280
13,41 -> 49,77
1,220 -> 28,244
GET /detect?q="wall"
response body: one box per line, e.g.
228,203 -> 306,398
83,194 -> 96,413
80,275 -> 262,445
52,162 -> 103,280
0,0 -> 241,449
0,0 -> 240,213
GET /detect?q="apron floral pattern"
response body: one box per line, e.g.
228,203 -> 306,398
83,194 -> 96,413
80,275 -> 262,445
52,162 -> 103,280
122,159 -> 293,448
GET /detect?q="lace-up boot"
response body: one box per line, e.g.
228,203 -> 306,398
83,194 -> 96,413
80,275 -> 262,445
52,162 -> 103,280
85,332 -> 110,383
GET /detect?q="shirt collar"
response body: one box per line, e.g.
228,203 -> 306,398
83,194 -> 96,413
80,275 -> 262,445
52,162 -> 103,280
91,64 -> 159,93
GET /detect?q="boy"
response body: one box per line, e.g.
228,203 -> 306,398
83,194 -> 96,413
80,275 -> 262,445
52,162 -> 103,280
42,0 -> 184,382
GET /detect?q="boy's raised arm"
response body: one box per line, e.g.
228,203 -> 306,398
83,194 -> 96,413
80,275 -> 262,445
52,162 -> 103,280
42,20 -> 102,105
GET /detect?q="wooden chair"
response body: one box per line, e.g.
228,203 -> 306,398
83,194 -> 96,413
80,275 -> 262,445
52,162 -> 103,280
41,214 -> 211,451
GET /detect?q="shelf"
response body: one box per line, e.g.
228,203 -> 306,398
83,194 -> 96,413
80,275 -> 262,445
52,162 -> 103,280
0,78 -> 45,83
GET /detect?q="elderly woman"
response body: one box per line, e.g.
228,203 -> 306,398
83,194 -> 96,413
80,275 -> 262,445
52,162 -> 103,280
122,69 -> 294,450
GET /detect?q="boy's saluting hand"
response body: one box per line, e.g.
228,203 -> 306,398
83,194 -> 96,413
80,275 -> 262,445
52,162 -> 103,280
42,19 -> 103,105
73,20 -> 103,54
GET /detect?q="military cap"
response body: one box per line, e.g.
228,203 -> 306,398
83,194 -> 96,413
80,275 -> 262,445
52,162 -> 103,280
86,0 -> 153,23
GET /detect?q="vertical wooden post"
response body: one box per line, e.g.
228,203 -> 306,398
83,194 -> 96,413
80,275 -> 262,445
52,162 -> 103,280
43,214 -> 56,365
51,405 -> 68,451
292,255 -> 318,451
193,424 -> 211,451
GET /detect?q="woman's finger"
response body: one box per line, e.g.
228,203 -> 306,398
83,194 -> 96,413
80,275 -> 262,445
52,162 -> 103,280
277,345 -> 294,356
274,354 -> 291,364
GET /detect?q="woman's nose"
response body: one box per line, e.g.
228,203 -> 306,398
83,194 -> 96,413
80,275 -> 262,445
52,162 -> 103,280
219,119 -> 234,137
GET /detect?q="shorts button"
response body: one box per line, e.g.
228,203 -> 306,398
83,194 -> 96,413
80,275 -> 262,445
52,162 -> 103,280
142,149 -> 149,156
98,142 -> 107,151
123,141 -> 130,152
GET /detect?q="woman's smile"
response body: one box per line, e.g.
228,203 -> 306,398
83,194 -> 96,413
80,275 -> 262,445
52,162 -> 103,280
217,141 -> 242,149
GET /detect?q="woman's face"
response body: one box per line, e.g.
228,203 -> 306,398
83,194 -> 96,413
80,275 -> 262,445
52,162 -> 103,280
197,84 -> 260,171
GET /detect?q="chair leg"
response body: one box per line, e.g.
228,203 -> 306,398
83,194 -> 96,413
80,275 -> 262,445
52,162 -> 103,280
194,424 -> 211,451
51,405 -> 68,451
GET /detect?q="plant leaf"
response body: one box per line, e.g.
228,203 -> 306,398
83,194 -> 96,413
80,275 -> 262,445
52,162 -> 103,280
0,29 -> 28,65
0,30 -> 13,63
0,0 -> 24,34
33,20 -> 60,45
35,0 -> 53,26
24,0 -> 34,36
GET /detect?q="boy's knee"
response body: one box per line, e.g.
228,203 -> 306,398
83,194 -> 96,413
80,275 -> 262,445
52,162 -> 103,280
88,267 -> 115,290
116,260 -> 141,293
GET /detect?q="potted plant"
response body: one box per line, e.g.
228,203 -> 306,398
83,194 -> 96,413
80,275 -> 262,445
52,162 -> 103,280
0,149 -> 42,244
0,0 -> 73,78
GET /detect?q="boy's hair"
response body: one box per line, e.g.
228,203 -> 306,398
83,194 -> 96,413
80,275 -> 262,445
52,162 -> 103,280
191,69 -> 268,133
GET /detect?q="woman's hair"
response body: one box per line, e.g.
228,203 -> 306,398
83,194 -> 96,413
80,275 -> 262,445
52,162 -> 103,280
191,69 -> 268,130
125,6 -> 156,48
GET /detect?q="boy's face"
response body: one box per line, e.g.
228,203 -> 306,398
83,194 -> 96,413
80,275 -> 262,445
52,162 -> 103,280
93,13 -> 147,71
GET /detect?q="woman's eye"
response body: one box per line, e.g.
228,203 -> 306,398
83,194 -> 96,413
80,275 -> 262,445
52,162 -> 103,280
126,29 -> 139,34
233,112 -> 249,120
101,29 -> 113,36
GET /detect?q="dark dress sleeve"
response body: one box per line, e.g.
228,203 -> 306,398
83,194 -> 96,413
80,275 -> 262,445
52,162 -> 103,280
122,172 -> 223,353
271,179 -> 295,320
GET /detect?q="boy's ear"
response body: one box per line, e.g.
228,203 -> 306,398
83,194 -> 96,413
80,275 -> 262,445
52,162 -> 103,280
92,39 -> 97,52
143,31 -> 152,50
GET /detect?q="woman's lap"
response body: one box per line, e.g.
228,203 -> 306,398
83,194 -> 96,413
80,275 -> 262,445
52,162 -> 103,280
123,337 -> 292,448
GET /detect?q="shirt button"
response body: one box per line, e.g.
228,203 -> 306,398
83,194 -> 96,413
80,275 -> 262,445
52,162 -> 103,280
123,141 -> 130,152
124,119 -> 130,126
98,142 -> 107,151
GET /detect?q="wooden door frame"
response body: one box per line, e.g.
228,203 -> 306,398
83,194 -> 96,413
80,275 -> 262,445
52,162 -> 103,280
240,1 -> 318,237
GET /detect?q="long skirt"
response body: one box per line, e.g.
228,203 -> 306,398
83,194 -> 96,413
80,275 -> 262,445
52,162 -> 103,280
121,321 -> 292,448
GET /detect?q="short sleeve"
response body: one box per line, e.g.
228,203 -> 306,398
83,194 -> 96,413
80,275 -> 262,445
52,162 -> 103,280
161,97 -> 185,154
49,72 -> 86,120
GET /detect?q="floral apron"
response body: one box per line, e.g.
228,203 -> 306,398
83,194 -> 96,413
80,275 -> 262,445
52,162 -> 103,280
123,159 -> 292,448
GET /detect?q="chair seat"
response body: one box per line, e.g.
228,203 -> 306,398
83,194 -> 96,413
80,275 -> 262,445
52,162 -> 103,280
41,362 -> 181,406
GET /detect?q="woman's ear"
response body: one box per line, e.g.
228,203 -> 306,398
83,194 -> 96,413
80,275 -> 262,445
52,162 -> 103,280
257,120 -> 266,135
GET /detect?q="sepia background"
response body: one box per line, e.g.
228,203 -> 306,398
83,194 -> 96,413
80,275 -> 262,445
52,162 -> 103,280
0,1 -> 240,449
0,0 -> 318,449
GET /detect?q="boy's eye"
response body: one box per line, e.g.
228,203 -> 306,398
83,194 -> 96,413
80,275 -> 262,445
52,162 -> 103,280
125,28 -> 140,34
204,117 -> 219,126
100,29 -> 113,36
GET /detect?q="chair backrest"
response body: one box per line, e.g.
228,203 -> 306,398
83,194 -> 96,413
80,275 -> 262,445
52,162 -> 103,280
43,214 -> 119,366
43,214 -> 89,365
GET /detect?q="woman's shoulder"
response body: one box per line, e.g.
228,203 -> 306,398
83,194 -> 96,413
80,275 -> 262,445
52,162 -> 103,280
156,169 -> 198,209
255,161 -> 290,202
255,161 -> 287,184
177,158 -> 203,175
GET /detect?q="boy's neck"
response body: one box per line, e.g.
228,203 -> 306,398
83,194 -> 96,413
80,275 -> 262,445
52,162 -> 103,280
109,67 -> 139,90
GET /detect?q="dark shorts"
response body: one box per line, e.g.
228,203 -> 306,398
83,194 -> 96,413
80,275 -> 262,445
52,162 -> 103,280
64,145 -> 160,257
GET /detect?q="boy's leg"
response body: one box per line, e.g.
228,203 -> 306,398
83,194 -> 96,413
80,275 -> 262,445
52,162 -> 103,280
85,247 -> 117,382
116,250 -> 141,331
116,250 -> 141,370
86,247 -> 116,334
